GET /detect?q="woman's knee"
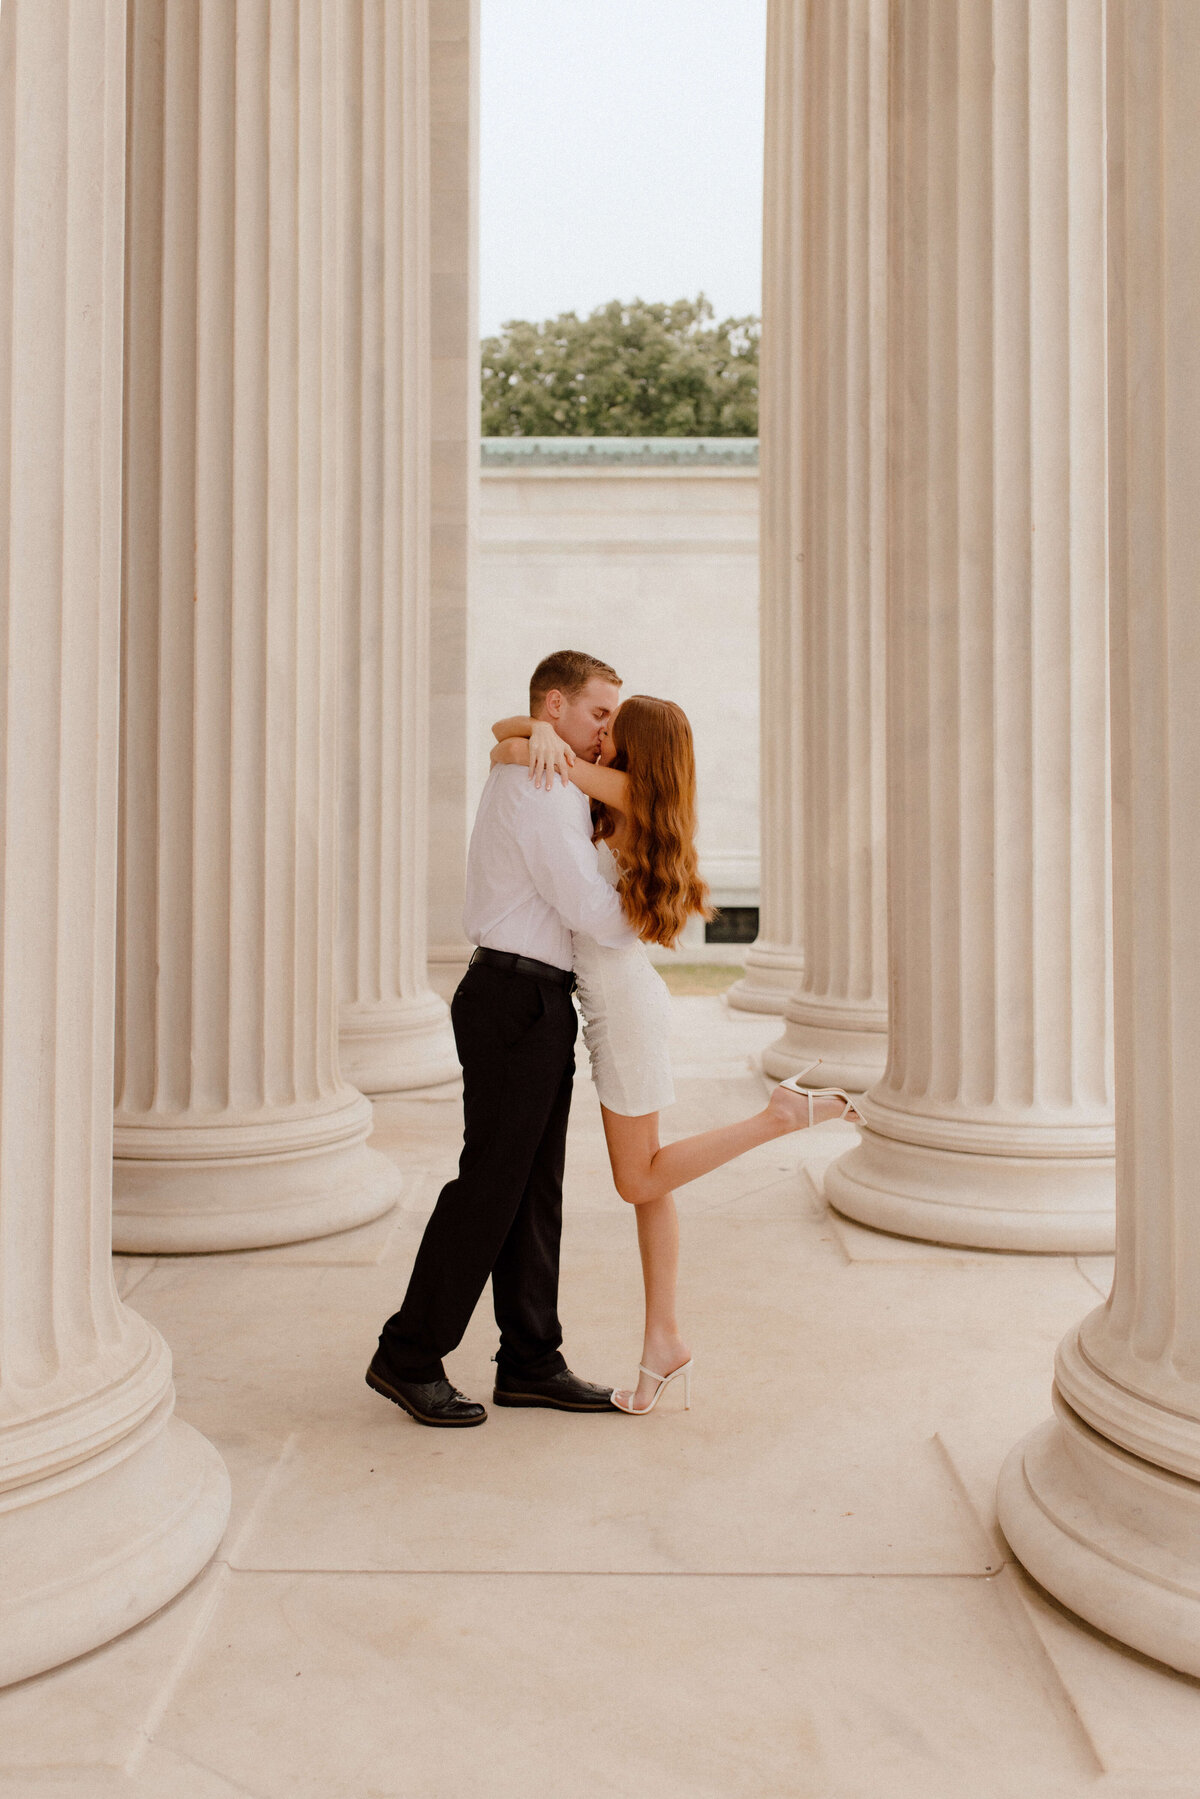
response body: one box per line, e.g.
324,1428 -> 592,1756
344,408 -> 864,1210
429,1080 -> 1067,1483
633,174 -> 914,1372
613,1166 -> 656,1206
602,1111 -> 661,1206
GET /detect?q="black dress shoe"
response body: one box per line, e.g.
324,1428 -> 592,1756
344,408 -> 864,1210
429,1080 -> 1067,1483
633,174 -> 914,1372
492,1366 -> 617,1412
366,1355 -> 486,1427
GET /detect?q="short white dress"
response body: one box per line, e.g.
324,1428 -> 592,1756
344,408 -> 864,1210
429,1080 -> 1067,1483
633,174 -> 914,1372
572,841 -> 676,1117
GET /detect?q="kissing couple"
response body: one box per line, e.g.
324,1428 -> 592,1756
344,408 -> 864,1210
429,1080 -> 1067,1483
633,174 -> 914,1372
367,649 -> 858,1425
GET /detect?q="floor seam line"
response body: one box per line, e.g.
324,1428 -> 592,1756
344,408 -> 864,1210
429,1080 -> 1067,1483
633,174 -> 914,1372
220,1567 -> 1009,1579
122,1563 -> 232,1778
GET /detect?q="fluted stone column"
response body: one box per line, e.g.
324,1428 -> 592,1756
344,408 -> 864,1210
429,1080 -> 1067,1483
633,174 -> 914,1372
762,0 -> 889,1091
336,0 -> 458,1095
999,0 -> 1200,1677
113,0 -> 403,1252
0,0 -> 228,1686
726,0 -> 804,1016
427,0 -> 478,1004
825,0 -> 1114,1251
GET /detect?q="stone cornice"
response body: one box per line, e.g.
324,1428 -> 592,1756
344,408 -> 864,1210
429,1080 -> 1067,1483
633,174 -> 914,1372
481,436 -> 759,468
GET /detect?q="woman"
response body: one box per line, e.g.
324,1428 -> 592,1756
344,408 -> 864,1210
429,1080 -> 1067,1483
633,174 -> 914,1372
491,696 -> 857,1414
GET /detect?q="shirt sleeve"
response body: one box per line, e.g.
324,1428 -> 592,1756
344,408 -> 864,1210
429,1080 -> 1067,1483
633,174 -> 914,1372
517,784 -> 637,948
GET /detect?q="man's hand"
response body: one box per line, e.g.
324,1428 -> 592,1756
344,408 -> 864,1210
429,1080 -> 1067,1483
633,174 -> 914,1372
529,720 -> 576,790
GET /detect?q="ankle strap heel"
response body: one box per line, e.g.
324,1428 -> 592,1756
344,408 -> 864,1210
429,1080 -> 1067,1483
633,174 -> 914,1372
611,1358 -> 694,1415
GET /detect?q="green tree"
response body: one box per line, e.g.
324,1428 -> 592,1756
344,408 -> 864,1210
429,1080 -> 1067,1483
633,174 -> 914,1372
481,295 -> 759,436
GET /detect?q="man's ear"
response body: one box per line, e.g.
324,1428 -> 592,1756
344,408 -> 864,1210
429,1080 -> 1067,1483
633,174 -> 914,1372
543,689 -> 564,722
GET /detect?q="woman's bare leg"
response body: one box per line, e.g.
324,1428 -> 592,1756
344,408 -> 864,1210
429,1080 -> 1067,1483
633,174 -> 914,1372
602,1109 -> 689,1411
620,1189 -> 690,1412
602,1092 -> 857,1409
601,1085 -> 854,1210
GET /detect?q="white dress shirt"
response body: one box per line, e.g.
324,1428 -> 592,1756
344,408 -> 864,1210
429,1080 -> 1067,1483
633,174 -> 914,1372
463,766 -> 635,971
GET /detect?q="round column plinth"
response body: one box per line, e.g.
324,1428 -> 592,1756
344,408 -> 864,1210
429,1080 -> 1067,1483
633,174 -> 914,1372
998,1397 -> 1200,1680
112,1092 -> 402,1253
338,992 -> 459,1097
0,1398 -> 229,1689
825,1127 -> 1115,1253
726,944 -> 804,1015
761,998 -> 888,1090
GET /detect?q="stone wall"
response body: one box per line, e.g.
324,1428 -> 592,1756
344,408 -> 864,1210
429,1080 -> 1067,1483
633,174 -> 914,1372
472,437 -> 760,956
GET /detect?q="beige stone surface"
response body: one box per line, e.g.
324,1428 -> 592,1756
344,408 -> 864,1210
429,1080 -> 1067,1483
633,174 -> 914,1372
826,0 -> 1115,1254
0,1566 -> 228,1777
6,998 -> 1199,1790
427,0 -> 479,1001
998,0 -> 1200,1681
475,460 -> 760,921
0,0 -> 228,1692
150,1571 -> 1100,1799
335,0 -> 458,1096
1076,1256 -> 1115,1301
113,0 -> 402,1253
726,0 -> 803,1015
762,0 -> 889,1091
1015,1569 -> 1200,1780
17,0 -> 1200,1764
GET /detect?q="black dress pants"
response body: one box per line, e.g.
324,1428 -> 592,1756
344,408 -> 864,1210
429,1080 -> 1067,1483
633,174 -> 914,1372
378,960 -> 578,1384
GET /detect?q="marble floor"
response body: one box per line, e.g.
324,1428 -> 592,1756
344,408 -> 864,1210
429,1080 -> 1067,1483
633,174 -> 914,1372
3,999 -> 1198,1798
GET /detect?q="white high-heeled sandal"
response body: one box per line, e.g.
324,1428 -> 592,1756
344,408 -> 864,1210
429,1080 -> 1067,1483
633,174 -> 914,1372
776,1058 -> 860,1125
610,1358 -> 693,1414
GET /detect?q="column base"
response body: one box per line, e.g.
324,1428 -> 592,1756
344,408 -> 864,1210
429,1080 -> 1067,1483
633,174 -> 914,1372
824,1127 -> 1115,1252
725,942 -> 804,1015
112,1091 -> 403,1252
1054,1317 -> 1200,1483
998,1395 -> 1200,1680
0,1396 -> 230,1688
339,990 -> 460,1096
760,1002 -> 888,1089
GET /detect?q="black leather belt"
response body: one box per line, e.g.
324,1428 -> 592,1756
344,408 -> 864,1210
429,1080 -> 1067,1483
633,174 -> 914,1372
470,946 -> 576,990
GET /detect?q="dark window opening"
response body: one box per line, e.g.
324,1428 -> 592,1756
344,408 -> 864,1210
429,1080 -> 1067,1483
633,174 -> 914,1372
705,907 -> 759,946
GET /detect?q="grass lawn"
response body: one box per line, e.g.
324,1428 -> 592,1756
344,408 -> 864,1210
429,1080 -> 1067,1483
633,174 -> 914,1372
655,963 -> 745,996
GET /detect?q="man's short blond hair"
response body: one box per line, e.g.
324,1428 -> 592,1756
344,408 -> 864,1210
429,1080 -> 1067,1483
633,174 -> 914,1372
529,650 -> 621,713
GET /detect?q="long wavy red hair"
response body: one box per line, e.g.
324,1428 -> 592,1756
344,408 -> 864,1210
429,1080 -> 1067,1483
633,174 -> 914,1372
595,695 -> 713,948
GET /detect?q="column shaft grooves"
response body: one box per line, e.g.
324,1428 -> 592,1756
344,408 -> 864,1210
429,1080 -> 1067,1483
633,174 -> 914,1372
425,0 -> 478,999
336,0 -> 457,1097
114,0 -> 402,1251
727,0 -> 805,1015
762,0 -> 889,1089
825,0 -> 1113,1250
999,0 -> 1200,1678
0,0 -> 228,1687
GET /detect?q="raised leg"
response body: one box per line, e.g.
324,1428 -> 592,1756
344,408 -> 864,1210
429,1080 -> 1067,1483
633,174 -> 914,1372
600,1087 -> 851,1209
602,1089 -> 851,1412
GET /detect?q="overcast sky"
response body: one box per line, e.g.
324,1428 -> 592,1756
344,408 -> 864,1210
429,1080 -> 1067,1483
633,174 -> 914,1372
480,0 -> 768,340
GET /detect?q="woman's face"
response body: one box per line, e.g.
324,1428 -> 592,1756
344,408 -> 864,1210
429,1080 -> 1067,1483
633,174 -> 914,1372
597,708 -> 619,766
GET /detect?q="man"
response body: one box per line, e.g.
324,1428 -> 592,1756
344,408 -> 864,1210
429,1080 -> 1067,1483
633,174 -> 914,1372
367,650 -> 634,1426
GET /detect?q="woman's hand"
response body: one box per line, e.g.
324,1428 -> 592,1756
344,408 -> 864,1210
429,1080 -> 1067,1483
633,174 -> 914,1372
529,720 -> 575,790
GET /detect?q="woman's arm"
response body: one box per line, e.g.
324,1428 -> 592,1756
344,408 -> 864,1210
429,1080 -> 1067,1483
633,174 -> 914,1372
490,737 -> 530,767
491,714 -> 534,742
489,735 -> 572,795
492,716 -> 577,788
490,735 -> 629,811
566,759 -> 628,811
